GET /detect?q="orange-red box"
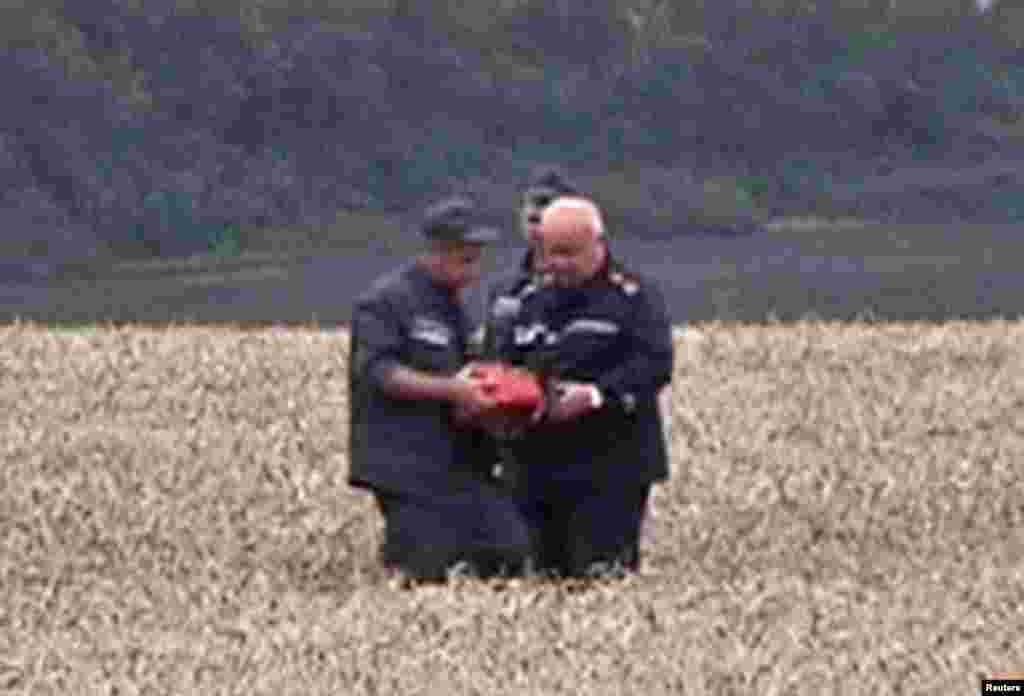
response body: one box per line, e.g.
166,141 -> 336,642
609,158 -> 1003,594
466,362 -> 545,413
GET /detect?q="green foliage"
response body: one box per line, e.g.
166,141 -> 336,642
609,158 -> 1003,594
737,174 -> 772,201
988,189 -> 1024,223
10,0 -> 1024,262
209,223 -> 242,256
841,27 -> 897,66
699,176 -> 759,223
779,158 -> 827,198
138,190 -> 221,255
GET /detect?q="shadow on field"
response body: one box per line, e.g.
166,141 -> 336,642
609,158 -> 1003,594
2,222 -> 1024,325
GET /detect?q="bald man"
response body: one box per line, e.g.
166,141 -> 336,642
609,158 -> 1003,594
502,197 -> 674,578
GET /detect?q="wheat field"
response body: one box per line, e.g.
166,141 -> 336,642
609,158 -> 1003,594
0,321 -> 1021,695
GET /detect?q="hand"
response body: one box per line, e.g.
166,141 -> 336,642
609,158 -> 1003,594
528,397 -> 548,426
545,381 -> 601,424
451,373 -> 497,425
455,361 -> 484,382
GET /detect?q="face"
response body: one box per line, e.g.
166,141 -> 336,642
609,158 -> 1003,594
520,189 -> 555,245
539,211 -> 604,288
435,242 -> 485,290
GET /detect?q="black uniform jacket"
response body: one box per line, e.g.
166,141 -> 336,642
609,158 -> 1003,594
508,255 -> 674,488
479,249 -> 538,361
348,261 -> 480,497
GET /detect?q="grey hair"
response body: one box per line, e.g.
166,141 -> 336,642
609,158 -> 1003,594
540,197 -> 606,240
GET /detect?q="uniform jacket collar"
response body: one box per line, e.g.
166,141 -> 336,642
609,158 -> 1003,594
586,248 -> 622,288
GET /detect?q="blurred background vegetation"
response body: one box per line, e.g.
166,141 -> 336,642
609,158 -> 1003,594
3,0 -> 1024,270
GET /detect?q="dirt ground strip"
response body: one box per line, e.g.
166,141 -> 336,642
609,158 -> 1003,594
5,223 -> 1024,326
0,322 -> 1021,695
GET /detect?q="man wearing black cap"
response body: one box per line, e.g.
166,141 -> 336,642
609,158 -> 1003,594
465,166 -> 580,500
477,165 -> 579,362
348,196 -> 532,584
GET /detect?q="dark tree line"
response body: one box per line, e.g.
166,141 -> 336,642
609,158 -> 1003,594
3,0 -> 1023,259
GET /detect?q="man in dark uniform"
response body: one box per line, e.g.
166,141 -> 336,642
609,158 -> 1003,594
505,196 -> 674,578
477,166 -> 579,360
348,196 -> 532,584
470,167 -> 580,495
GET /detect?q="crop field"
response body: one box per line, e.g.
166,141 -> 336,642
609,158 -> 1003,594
1,321 -> 1021,695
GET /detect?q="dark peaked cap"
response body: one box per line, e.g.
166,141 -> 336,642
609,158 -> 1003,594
525,166 -> 580,197
421,196 -> 501,243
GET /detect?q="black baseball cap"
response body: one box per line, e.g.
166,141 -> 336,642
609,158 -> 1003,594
421,197 -> 501,244
524,166 -> 579,206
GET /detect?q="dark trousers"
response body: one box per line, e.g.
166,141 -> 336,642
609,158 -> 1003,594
373,484 -> 532,583
518,480 -> 651,579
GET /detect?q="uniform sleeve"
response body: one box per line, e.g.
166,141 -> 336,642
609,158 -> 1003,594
351,292 -> 405,388
596,281 -> 674,409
